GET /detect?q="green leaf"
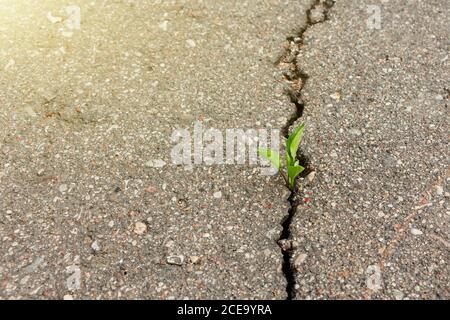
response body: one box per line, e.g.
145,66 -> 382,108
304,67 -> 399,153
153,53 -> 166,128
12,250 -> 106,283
286,123 -> 305,166
285,141 -> 293,167
287,164 -> 305,190
258,148 -> 281,171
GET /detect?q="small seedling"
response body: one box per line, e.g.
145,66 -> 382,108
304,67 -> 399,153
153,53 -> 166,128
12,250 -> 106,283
258,123 -> 306,190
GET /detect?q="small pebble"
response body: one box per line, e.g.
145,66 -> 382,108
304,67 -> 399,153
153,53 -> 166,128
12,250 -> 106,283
410,228 -> 423,236
91,240 -> 101,252
330,91 -> 341,101
278,239 -> 292,252
134,222 -> 147,235
306,171 -> 316,183
189,256 -> 200,264
213,191 -> 222,199
349,128 -> 362,136
167,255 -> 184,266
145,159 -> 166,168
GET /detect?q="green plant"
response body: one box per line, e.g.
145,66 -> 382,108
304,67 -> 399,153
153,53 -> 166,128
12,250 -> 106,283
258,123 -> 306,190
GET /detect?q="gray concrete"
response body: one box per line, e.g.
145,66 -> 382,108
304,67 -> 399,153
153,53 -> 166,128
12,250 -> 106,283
0,0 -> 315,299
291,0 -> 449,299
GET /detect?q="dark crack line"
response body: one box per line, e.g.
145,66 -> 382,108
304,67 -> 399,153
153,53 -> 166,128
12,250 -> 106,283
277,0 -> 335,300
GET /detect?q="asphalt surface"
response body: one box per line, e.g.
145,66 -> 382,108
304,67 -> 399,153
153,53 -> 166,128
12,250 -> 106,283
0,0 -> 316,299
290,0 -> 449,299
0,0 -> 448,300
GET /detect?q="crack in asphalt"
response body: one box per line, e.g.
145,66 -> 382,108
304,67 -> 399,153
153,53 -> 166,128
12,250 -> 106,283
276,0 -> 335,300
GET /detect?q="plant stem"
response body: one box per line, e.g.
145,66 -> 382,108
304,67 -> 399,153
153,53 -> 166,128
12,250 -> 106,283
280,170 -> 289,188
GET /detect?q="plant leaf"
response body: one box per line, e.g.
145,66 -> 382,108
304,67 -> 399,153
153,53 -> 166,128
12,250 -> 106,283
288,164 -> 305,190
286,123 -> 305,166
285,140 -> 293,167
258,148 -> 281,171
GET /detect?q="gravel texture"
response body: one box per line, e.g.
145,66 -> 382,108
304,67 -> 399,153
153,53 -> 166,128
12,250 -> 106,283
290,0 -> 449,299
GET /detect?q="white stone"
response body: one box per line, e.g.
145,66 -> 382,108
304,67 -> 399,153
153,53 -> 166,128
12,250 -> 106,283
134,222 -> 147,235
366,265 -> 382,291
306,171 -> 316,183
189,256 -> 200,264
91,240 -> 101,252
145,159 -> 166,168
167,255 -> 184,266
410,228 -> 423,236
